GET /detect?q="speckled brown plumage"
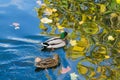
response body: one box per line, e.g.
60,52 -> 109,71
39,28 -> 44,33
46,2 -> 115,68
35,54 -> 59,68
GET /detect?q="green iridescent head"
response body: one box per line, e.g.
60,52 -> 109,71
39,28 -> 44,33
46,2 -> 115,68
60,32 -> 68,39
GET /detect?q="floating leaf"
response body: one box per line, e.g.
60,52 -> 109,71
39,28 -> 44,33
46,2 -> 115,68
39,23 -> 47,30
108,35 -> 115,41
72,46 -> 85,52
77,64 -> 88,75
52,8 -> 57,12
99,4 -> 106,13
67,52 -> 85,60
44,8 -> 53,15
97,66 -> 102,73
105,55 -> 110,59
77,37 -> 89,48
89,71 -> 96,77
57,25 -> 64,29
116,0 -> 120,4
70,73 -> 79,80
81,14 -> 87,22
70,40 -> 77,46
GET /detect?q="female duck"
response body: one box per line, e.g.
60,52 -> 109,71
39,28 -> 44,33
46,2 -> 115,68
41,32 -> 68,51
35,54 -> 59,68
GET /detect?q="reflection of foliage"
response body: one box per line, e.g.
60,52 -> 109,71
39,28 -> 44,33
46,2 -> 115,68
37,0 -> 120,79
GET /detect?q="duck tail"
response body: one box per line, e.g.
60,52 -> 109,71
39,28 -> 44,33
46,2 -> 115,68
41,46 -> 47,51
41,42 -> 49,46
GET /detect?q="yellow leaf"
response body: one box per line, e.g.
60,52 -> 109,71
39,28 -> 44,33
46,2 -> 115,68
70,40 -> 77,46
73,46 -> 85,52
89,71 -> 96,77
79,21 -> 84,25
105,55 -> 110,59
56,18 -> 59,21
93,16 -> 96,21
115,30 -> 120,32
87,16 -> 92,20
69,52 -> 85,59
82,14 -> 86,22
77,37 -> 89,47
77,64 -> 88,75
116,0 -> 120,4
57,25 -> 64,29
44,8 -> 53,15
97,66 -> 102,73
41,17 -> 53,23
54,13 -> 59,16
100,4 -> 106,13
111,13 -> 118,17
56,23 -> 64,29
52,8 -> 57,12
39,23 -> 46,29
108,35 -> 115,41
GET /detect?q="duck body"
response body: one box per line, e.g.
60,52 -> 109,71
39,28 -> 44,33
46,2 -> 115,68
35,54 -> 59,68
41,37 -> 66,50
41,32 -> 68,51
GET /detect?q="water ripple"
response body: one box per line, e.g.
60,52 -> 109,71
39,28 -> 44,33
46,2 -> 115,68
7,37 -> 41,44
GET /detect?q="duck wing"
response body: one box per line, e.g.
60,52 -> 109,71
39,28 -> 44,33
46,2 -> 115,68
41,37 -> 60,47
35,58 -> 59,68
45,37 -> 60,42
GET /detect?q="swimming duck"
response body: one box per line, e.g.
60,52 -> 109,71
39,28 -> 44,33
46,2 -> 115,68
35,54 -> 59,68
41,31 -> 68,51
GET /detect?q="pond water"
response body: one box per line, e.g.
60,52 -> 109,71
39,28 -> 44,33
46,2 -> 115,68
0,0 -> 84,80
0,0 -> 119,80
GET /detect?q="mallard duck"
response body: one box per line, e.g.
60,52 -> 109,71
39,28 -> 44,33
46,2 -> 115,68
34,54 -> 59,68
41,31 -> 68,51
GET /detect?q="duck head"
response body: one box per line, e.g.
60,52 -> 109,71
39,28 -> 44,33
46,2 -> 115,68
60,32 -> 68,39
